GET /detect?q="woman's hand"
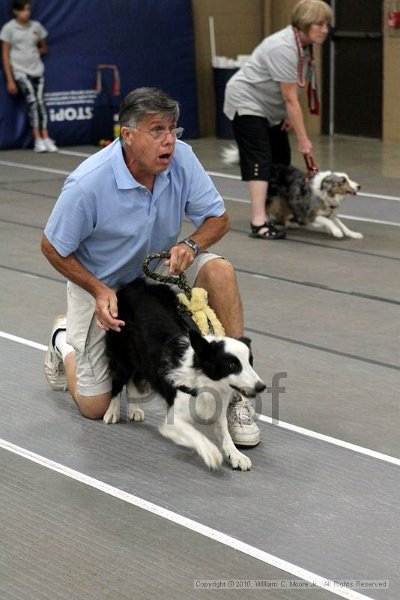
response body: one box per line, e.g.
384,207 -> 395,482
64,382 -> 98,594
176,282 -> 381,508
297,136 -> 313,156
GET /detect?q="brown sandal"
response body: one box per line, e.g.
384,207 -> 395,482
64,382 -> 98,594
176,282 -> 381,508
249,222 -> 286,240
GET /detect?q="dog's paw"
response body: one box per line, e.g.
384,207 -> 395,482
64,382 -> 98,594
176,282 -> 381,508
228,451 -> 252,471
202,445 -> 224,471
128,406 -> 145,422
347,231 -> 363,239
331,228 -> 344,238
103,398 -> 120,424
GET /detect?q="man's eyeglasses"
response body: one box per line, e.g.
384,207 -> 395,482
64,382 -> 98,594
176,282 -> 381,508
129,126 -> 184,140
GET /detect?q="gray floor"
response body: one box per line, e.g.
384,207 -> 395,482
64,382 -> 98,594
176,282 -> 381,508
0,135 -> 399,599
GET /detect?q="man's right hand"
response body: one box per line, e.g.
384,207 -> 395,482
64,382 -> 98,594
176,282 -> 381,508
95,287 -> 125,332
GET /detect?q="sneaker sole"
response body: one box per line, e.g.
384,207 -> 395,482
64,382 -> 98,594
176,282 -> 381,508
231,433 -> 261,447
44,345 -> 67,391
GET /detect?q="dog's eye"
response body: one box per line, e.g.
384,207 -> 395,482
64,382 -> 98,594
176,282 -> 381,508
227,359 -> 240,373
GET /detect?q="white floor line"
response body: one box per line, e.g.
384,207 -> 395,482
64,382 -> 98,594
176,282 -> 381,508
1,330 -> 399,467
0,331 -> 47,351
336,215 -> 400,227
208,170 -> 400,202
0,437 -> 374,600
258,415 -> 400,466
57,149 -> 92,157
222,195 -> 400,226
2,153 -> 400,203
0,159 -> 69,176
1,156 -> 400,216
358,191 -> 400,202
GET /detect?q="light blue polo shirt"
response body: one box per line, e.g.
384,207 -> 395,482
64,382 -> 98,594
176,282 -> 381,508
44,139 -> 225,286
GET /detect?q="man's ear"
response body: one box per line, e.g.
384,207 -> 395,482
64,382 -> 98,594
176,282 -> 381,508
189,329 -> 210,358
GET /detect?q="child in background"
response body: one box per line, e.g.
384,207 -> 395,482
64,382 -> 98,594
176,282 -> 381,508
1,0 -> 57,152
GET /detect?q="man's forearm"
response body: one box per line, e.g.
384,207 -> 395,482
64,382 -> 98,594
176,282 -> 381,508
190,213 -> 230,251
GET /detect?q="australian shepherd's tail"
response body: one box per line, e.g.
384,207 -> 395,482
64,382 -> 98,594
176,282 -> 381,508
221,144 -> 240,165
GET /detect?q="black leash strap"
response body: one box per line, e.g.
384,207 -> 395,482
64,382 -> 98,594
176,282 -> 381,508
142,251 -> 193,299
141,251 -> 203,334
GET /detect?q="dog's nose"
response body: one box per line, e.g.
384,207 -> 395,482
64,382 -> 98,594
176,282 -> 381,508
256,381 -> 266,394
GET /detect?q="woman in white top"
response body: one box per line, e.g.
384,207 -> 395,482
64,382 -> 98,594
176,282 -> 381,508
1,0 -> 57,152
223,0 -> 332,239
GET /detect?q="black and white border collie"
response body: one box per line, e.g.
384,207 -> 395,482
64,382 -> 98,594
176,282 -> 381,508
104,279 -> 265,471
222,145 -> 362,239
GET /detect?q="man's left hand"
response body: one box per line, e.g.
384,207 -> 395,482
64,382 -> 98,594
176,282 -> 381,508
165,243 -> 195,274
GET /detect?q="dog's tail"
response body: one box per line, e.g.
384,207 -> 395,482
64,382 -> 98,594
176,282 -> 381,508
221,144 -> 240,165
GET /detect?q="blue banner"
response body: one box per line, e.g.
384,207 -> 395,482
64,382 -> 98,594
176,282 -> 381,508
0,0 -> 198,148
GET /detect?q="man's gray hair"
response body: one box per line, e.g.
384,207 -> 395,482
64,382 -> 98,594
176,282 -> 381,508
119,87 -> 180,129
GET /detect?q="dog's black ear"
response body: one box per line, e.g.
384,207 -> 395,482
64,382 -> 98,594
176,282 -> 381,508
238,336 -> 254,365
189,329 -> 210,357
238,336 -> 252,349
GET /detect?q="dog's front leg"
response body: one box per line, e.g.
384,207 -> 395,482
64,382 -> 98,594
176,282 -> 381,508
331,216 -> 363,239
214,416 -> 252,471
103,394 -> 121,424
159,403 -> 223,471
126,380 -> 147,422
308,215 -> 343,237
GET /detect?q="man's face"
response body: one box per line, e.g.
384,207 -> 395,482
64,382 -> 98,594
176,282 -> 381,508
121,113 -> 178,177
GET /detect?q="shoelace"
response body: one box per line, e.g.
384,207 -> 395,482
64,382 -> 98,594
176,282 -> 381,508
229,397 -> 256,425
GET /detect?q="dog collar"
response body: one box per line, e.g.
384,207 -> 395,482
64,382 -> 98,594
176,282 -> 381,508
178,385 -> 198,397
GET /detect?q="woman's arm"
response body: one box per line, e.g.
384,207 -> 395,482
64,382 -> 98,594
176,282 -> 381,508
280,81 -> 313,156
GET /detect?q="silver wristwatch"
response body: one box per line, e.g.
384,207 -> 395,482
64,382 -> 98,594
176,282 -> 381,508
179,237 -> 199,257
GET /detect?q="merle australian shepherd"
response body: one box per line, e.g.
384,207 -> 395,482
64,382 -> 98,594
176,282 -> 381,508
222,145 -> 362,239
104,278 -> 265,471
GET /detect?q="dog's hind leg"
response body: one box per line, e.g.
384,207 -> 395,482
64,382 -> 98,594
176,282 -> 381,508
103,394 -> 121,424
126,380 -> 149,422
159,409 -> 223,470
213,416 -> 252,471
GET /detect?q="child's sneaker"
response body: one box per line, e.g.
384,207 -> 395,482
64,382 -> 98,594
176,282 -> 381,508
34,137 -> 47,153
43,137 -> 58,152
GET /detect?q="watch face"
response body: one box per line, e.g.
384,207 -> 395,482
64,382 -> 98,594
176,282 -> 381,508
185,239 -> 198,254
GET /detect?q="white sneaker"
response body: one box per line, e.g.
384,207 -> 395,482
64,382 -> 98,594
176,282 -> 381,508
227,393 -> 261,446
43,137 -> 58,152
34,137 -> 47,152
44,315 -> 67,391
